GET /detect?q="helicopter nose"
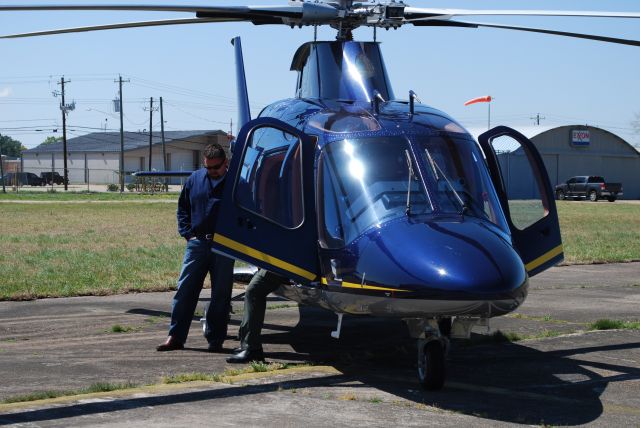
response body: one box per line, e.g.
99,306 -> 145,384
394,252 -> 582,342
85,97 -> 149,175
356,218 -> 527,299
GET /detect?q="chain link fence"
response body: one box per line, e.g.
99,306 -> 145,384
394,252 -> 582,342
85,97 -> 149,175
1,166 -> 185,193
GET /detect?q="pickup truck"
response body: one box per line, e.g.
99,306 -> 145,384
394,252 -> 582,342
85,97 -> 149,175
0,172 -> 45,187
40,171 -> 69,185
555,176 -> 623,202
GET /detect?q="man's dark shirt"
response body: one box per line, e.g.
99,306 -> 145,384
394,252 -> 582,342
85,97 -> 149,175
177,169 -> 226,240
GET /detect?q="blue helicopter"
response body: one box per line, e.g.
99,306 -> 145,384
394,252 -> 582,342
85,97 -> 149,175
3,1 -> 639,390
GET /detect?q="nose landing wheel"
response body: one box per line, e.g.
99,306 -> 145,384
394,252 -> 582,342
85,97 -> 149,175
418,339 -> 445,390
405,318 -> 449,390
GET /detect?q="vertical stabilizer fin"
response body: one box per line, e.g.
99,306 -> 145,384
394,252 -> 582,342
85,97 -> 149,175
231,36 -> 251,135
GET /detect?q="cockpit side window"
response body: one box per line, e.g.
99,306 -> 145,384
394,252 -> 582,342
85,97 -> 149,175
235,126 -> 304,229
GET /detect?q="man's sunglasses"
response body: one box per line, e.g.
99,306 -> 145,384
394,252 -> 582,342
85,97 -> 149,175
204,161 -> 225,171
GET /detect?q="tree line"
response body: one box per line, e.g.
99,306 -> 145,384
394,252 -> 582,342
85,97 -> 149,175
0,135 -> 62,158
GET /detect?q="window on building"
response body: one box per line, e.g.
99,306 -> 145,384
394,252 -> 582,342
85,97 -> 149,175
193,150 -> 201,170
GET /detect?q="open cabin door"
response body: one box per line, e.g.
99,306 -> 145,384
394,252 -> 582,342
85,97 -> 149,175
212,117 -> 320,284
478,126 -> 563,277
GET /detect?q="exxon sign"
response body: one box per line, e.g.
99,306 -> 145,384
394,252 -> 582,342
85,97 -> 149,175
571,129 -> 591,147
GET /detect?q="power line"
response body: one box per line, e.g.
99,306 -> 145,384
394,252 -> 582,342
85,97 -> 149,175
129,75 -> 236,101
530,113 -> 546,125
0,118 -> 57,122
163,99 -> 234,124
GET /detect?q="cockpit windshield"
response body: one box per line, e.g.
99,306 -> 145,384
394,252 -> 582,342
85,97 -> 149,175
318,135 -> 509,248
415,135 -> 508,231
318,137 -> 431,248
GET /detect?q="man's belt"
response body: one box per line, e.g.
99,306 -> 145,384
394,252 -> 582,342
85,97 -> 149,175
196,234 -> 214,240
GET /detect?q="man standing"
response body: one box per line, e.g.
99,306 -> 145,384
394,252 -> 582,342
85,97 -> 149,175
157,143 -> 234,352
227,269 -> 287,363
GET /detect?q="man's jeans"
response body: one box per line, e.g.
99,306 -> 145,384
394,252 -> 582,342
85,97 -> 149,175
169,238 -> 234,346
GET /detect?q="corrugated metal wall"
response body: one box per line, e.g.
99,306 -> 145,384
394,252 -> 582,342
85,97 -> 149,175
496,126 -> 640,199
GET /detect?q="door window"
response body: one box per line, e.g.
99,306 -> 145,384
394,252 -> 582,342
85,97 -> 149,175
234,126 -> 304,229
490,135 -> 548,230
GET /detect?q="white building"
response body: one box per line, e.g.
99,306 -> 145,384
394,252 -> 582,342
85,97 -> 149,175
22,130 -> 229,184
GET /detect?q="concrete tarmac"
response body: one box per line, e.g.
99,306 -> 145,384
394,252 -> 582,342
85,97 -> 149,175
0,262 -> 638,427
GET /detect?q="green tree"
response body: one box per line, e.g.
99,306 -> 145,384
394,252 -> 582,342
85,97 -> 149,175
41,136 -> 63,145
0,134 -> 26,157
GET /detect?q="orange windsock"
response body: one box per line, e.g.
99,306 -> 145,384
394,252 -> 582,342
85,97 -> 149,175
464,95 -> 492,106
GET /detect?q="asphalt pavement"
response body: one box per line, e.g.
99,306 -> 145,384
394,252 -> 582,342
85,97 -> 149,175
0,262 -> 638,427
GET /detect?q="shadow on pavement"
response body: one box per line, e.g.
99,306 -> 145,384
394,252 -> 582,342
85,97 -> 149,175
3,306 -> 638,426
280,306 -> 639,426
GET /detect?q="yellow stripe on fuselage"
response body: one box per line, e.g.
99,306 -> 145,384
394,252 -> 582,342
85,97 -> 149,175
321,277 -> 411,293
525,244 -> 564,273
213,234 -> 316,281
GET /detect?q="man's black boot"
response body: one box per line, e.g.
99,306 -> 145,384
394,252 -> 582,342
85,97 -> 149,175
226,348 -> 264,363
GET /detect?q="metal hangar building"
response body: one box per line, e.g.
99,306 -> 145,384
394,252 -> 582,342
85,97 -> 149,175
471,125 -> 640,200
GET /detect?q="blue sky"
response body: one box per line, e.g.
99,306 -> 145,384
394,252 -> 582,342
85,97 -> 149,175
0,0 -> 639,149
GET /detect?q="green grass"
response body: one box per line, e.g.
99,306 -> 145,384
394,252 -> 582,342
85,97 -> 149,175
161,362 -> 301,384
0,191 -> 179,201
506,313 -> 572,324
3,363 -> 311,404
471,329 -> 571,345
556,202 -> 640,264
0,202 -> 184,300
110,324 -> 138,333
249,361 -> 271,372
266,303 -> 298,310
2,381 -> 138,404
588,319 -> 640,331
470,318 -> 639,346
491,330 -> 525,342
162,372 -> 224,384
0,196 -> 638,300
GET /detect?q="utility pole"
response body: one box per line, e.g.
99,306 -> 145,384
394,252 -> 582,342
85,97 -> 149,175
0,136 -> 5,193
530,113 -> 546,126
58,77 -> 72,191
160,97 -> 166,170
159,97 -> 168,191
115,75 -> 129,192
145,97 -> 155,171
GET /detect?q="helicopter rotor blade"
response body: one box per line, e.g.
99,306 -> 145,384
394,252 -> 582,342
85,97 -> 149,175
0,3 -> 339,23
412,18 -> 640,47
0,4 -> 295,15
0,18 -> 242,39
404,8 -> 640,20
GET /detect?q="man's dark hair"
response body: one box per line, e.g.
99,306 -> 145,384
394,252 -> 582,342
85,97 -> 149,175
203,143 -> 226,160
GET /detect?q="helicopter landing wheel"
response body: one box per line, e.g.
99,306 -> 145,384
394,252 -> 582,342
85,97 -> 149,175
417,338 -> 446,390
